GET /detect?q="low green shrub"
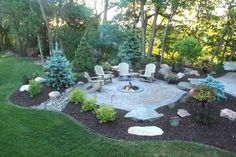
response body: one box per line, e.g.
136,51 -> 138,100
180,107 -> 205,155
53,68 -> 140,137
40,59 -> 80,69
69,89 -> 85,104
29,80 -> 42,97
101,62 -> 112,71
95,105 -> 116,123
164,74 -> 178,84
81,98 -> 96,112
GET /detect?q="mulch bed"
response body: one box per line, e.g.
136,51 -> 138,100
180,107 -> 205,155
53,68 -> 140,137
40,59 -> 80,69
63,93 -> 236,153
9,83 -> 66,107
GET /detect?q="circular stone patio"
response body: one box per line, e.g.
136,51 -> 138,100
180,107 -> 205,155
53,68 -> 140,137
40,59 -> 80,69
80,78 -> 186,111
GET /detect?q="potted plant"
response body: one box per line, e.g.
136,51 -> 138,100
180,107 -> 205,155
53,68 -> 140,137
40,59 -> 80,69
164,74 -> 178,84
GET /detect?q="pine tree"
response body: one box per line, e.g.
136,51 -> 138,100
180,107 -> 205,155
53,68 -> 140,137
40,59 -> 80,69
73,36 -> 96,72
120,29 -> 140,66
44,42 -> 75,89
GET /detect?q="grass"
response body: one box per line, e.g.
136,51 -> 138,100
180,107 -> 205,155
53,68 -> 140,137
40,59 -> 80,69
0,56 -> 235,157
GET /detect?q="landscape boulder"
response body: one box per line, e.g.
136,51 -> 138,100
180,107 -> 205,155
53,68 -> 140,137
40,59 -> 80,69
159,64 -> 171,76
177,109 -> 191,118
35,77 -> 46,83
19,85 -> 30,92
176,72 -> 185,79
49,91 -> 61,100
220,108 -> 236,121
177,81 -> 192,91
184,68 -> 200,76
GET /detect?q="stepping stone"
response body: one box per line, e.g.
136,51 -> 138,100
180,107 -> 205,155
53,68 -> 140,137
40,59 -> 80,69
224,62 -> 236,71
177,81 -> 192,91
125,107 -> 164,121
35,77 -> 46,83
19,85 -> 30,92
220,108 -> 236,121
128,126 -> 164,136
49,91 -> 61,100
177,109 -> 191,118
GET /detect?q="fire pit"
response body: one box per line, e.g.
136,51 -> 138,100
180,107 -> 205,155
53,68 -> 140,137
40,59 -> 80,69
117,82 -> 144,93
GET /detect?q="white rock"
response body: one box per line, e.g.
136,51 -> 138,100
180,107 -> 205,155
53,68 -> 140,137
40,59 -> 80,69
220,108 -> 236,121
125,107 -> 164,121
77,81 -> 85,85
176,72 -> 185,79
159,64 -> 171,76
35,77 -> 46,83
49,91 -> 61,100
184,68 -> 200,76
19,85 -> 30,92
177,109 -> 191,118
128,126 -> 164,136
224,62 -> 236,71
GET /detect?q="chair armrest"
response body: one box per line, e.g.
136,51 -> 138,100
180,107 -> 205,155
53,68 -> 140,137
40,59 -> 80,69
104,71 -> 113,74
139,70 -> 145,75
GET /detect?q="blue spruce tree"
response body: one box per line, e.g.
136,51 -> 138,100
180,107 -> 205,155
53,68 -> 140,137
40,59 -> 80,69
44,42 -> 75,89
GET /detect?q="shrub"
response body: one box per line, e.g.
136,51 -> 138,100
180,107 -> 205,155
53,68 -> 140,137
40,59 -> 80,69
191,85 -> 216,102
191,85 -> 216,125
200,59 -> 212,73
173,36 -> 202,63
72,36 -> 96,72
164,74 -> 178,84
212,63 -> 224,73
81,98 -> 96,112
95,105 -> 116,123
44,42 -> 75,89
101,62 -> 112,71
201,75 -> 226,101
28,80 -> 42,97
69,89 -> 85,104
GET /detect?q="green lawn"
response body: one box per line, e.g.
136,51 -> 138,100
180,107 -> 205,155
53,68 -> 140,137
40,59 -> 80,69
0,56 -> 235,157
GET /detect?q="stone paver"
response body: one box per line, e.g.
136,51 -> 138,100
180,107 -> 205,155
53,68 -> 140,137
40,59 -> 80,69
125,107 -> 164,121
217,72 -> 236,97
128,126 -> 164,136
80,78 -> 186,111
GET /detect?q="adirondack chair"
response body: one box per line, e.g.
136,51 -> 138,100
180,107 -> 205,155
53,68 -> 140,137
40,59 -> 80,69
84,72 -> 104,93
139,63 -> 156,82
118,62 -> 132,80
94,65 -> 114,83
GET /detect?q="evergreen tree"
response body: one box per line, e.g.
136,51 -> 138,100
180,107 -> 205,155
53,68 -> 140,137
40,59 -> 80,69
120,29 -> 140,65
73,36 -> 96,72
44,42 -> 75,89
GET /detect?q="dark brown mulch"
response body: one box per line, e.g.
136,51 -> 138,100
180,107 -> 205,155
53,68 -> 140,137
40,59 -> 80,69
63,93 -> 236,153
9,83 -> 66,107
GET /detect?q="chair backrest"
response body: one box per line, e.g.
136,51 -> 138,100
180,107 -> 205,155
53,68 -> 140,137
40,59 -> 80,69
118,62 -> 129,75
84,72 -> 92,82
94,65 -> 105,76
144,63 -> 156,77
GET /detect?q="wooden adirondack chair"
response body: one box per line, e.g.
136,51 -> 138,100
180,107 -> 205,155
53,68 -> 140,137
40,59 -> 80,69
139,63 -> 156,82
84,72 -> 104,93
118,62 -> 132,80
94,65 -> 114,83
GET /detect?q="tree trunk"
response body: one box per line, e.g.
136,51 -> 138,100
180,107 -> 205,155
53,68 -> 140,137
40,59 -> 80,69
132,0 -> 136,30
140,0 -> 146,59
37,35 -> 44,64
160,12 -> 174,65
103,0 -> 109,23
12,18 -> 21,53
37,0 -> 53,54
211,30 -> 227,63
147,6 -> 158,57
228,42 -> 236,61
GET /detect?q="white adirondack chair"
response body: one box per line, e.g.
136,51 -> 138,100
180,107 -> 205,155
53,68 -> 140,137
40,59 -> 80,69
84,72 -> 104,92
118,62 -> 131,80
139,63 -> 156,82
94,65 -> 114,83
